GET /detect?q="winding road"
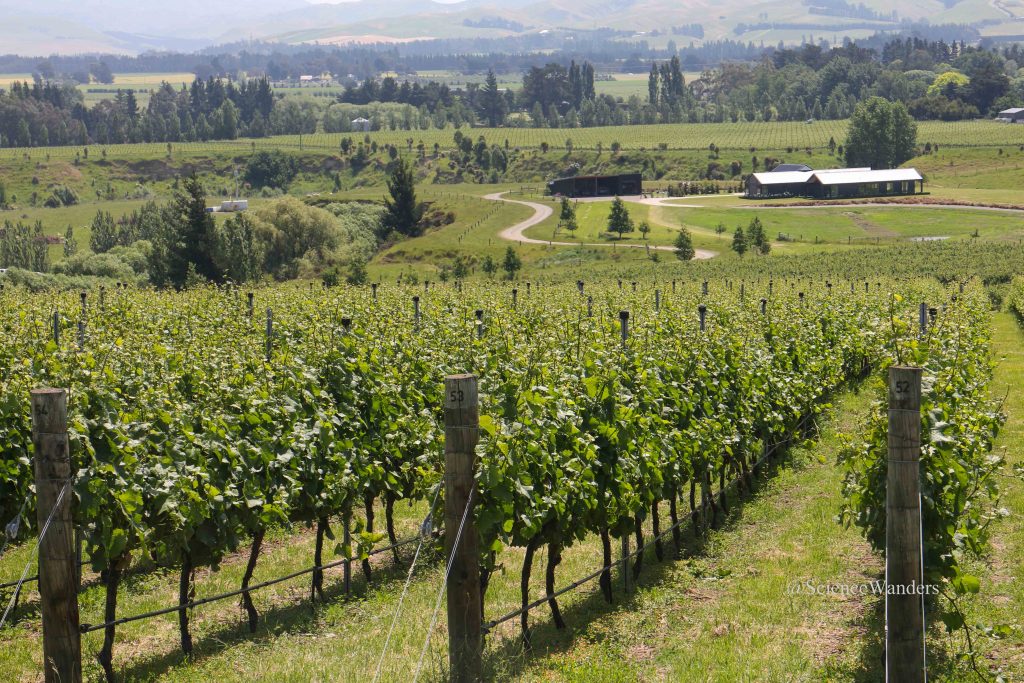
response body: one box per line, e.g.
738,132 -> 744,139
484,192 -> 718,259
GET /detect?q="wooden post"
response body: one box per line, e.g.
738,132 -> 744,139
413,296 -> 421,329
30,388 -> 81,683
53,311 -> 60,345
587,296 -> 593,318
698,304 -> 707,332
919,303 -> 927,335
618,312 -> 631,594
511,288 -> 518,309
265,308 -> 273,361
654,289 -> 660,312
886,367 -> 925,683
371,282 -> 378,301
445,374 -> 481,683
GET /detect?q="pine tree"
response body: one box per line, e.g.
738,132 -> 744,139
383,159 -> 424,237
731,226 -> 748,257
674,227 -> 695,260
502,246 -> 522,279
746,216 -> 770,255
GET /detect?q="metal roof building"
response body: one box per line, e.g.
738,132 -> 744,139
746,166 -> 924,199
996,108 -> 1024,123
548,173 -> 642,198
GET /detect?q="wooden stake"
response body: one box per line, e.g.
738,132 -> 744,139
886,366 -> 925,683
31,388 -> 81,683
444,374 -> 481,683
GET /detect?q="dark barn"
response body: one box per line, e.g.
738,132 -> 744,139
548,173 -> 643,198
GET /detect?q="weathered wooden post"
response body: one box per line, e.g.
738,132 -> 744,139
577,280 -> 584,296
247,292 -> 254,318
702,280 -> 708,296
587,296 -> 593,318
445,374 -> 482,683
698,304 -> 707,332
760,298 -> 767,316
371,282 -> 378,301
618,311 -> 631,594
654,289 -> 660,313
475,309 -> 484,339
511,288 -> 518,309
918,302 -> 927,335
31,388 -> 81,683
79,291 -> 87,320
53,311 -> 60,345
413,296 -> 421,329
886,367 -> 925,683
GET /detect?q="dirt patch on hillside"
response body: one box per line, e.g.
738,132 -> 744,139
843,211 -> 898,237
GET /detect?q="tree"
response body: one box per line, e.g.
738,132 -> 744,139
479,70 -> 507,127
557,198 -> 578,236
638,221 -> 651,240
382,158 -> 424,237
244,150 -> 297,189
89,210 -> 118,253
502,246 -> 522,279
346,258 -> 368,285
149,175 -> 219,288
844,97 -> 917,169
674,228 -> 695,260
746,216 -> 770,255
606,197 -> 634,238
63,225 -> 78,258
731,226 -> 748,257
481,255 -> 497,278
213,212 -> 267,283
90,61 -> 114,84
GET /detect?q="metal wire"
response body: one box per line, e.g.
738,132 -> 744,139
0,481 -> 70,630
481,414 -> 815,634
372,485 -> 442,683
413,488 -> 475,683
79,534 -> 419,634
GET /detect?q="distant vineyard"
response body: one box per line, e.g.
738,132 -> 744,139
0,120 -> 1019,162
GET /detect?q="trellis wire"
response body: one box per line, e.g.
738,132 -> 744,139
371,484 -> 442,683
482,412 -> 816,634
79,534 -> 420,634
0,482 -> 70,629
412,488 -> 475,683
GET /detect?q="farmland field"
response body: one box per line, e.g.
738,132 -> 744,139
2,120 -> 1020,163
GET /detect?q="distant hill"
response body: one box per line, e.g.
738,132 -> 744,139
0,0 -> 1019,56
